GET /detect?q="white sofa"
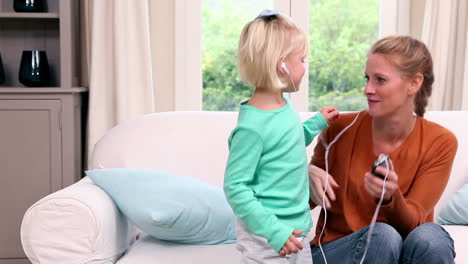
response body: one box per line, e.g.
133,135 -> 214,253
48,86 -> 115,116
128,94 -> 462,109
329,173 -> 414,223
21,111 -> 468,264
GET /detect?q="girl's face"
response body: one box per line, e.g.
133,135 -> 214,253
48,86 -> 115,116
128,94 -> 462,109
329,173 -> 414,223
282,49 -> 307,93
364,53 -> 415,118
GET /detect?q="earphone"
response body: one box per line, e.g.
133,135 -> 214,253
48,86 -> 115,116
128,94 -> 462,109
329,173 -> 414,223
281,61 -> 297,92
317,113 -> 360,263
316,112 -> 389,264
359,159 -> 389,264
281,61 -> 289,73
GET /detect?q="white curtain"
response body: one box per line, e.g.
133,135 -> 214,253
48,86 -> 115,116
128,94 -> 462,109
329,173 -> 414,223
421,0 -> 468,110
84,0 -> 155,166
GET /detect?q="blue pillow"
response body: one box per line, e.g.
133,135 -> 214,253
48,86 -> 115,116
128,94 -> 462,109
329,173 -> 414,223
437,182 -> 468,225
86,168 -> 236,244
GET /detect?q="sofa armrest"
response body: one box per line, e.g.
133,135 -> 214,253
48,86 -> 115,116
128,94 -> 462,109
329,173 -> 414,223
21,177 -> 136,264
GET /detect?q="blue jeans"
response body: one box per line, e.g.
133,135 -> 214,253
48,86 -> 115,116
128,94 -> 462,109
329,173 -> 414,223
311,222 -> 455,264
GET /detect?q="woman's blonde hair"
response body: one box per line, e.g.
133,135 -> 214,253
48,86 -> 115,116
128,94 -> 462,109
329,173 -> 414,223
369,35 -> 434,117
237,13 -> 308,90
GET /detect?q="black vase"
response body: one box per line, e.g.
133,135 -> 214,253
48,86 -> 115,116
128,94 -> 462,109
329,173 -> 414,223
0,53 -> 5,85
13,0 -> 46,12
19,50 -> 50,87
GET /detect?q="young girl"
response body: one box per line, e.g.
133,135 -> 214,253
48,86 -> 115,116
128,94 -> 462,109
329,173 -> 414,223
224,10 -> 339,264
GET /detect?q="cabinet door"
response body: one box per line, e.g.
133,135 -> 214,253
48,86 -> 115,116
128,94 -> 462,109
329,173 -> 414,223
0,99 -> 61,260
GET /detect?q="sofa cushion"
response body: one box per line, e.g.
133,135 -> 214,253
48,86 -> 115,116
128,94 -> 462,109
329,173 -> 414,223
437,182 -> 468,225
425,111 -> 468,217
116,235 -> 241,264
86,168 -> 236,245
441,225 -> 468,263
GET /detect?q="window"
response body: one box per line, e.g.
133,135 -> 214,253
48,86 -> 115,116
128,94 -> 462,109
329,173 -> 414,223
308,0 -> 379,111
201,0 -> 380,111
201,0 -> 274,111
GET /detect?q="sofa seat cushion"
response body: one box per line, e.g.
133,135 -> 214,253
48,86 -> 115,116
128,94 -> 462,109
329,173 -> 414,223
116,226 -> 466,264
117,235 -> 241,264
442,225 -> 468,263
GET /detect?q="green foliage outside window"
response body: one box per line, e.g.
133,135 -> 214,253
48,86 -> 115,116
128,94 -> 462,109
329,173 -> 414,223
308,0 -> 379,111
202,3 -> 252,111
202,0 -> 379,111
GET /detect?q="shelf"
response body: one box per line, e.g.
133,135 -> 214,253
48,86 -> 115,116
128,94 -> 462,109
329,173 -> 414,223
0,87 -> 88,93
0,12 -> 59,19
0,1 -> 84,261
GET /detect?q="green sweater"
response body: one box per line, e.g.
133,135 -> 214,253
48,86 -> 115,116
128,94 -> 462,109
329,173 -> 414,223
224,97 -> 328,252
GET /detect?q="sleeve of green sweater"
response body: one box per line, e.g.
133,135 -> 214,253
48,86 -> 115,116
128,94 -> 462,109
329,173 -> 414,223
223,127 -> 293,252
303,112 -> 328,146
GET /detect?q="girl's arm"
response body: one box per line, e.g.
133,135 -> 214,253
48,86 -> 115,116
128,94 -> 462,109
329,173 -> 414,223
303,113 -> 328,146
303,107 -> 339,146
223,127 -> 293,252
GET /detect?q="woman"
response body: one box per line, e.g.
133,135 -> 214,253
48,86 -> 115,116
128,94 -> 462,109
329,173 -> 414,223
308,35 -> 457,264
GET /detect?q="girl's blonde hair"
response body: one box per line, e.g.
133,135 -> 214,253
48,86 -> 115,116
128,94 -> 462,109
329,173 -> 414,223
237,13 -> 308,90
369,35 -> 434,117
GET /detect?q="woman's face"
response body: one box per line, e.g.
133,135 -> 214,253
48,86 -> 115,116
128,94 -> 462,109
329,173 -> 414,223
364,53 -> 414,118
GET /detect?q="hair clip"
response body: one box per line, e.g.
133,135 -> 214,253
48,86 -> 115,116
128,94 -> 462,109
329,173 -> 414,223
255,9 -> 279,20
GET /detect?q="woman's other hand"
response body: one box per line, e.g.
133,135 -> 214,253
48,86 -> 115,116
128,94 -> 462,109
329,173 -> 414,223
308,164 -> 339,209
364,159 -> 398,203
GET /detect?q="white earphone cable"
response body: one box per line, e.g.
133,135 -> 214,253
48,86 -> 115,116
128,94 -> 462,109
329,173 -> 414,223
284,65 -> 297,92
359,159 -> 389,264
317,112 -> 360,264
317,112 -> 390,264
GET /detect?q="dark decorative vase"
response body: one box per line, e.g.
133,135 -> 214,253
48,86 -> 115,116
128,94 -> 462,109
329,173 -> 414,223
19,50 -> 50,87
13,0 -> 47,12
0,53 -> 5,85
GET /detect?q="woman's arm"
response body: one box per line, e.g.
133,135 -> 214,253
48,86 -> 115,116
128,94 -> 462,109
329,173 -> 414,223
308,164 -> 339,209
377,131 -> 458,236
308,127 -> 340,209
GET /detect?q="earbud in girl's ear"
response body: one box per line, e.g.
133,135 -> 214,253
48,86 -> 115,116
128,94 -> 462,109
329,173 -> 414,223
281,61 -> 290,74
281,61 -> 296,92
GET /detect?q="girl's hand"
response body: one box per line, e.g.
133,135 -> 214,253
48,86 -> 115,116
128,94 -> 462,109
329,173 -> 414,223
320,106 -> 339,124
308,164 -> 339,209
364,159 -> 398,203
278,230 -> 303,256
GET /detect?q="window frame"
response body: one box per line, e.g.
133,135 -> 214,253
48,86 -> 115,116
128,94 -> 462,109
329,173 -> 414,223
174,0 -> 202,110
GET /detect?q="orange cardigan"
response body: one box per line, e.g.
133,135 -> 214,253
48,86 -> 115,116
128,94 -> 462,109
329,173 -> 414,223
310,111 -> 458,246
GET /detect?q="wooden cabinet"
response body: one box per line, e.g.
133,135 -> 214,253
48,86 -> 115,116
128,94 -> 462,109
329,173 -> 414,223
0,88 -> 87,263
0,0 -> 86,263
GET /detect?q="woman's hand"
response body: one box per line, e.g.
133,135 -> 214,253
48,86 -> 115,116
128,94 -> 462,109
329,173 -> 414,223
364,159 -> 398,203
308,164 -> 339,209
278,230 -> 303,256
